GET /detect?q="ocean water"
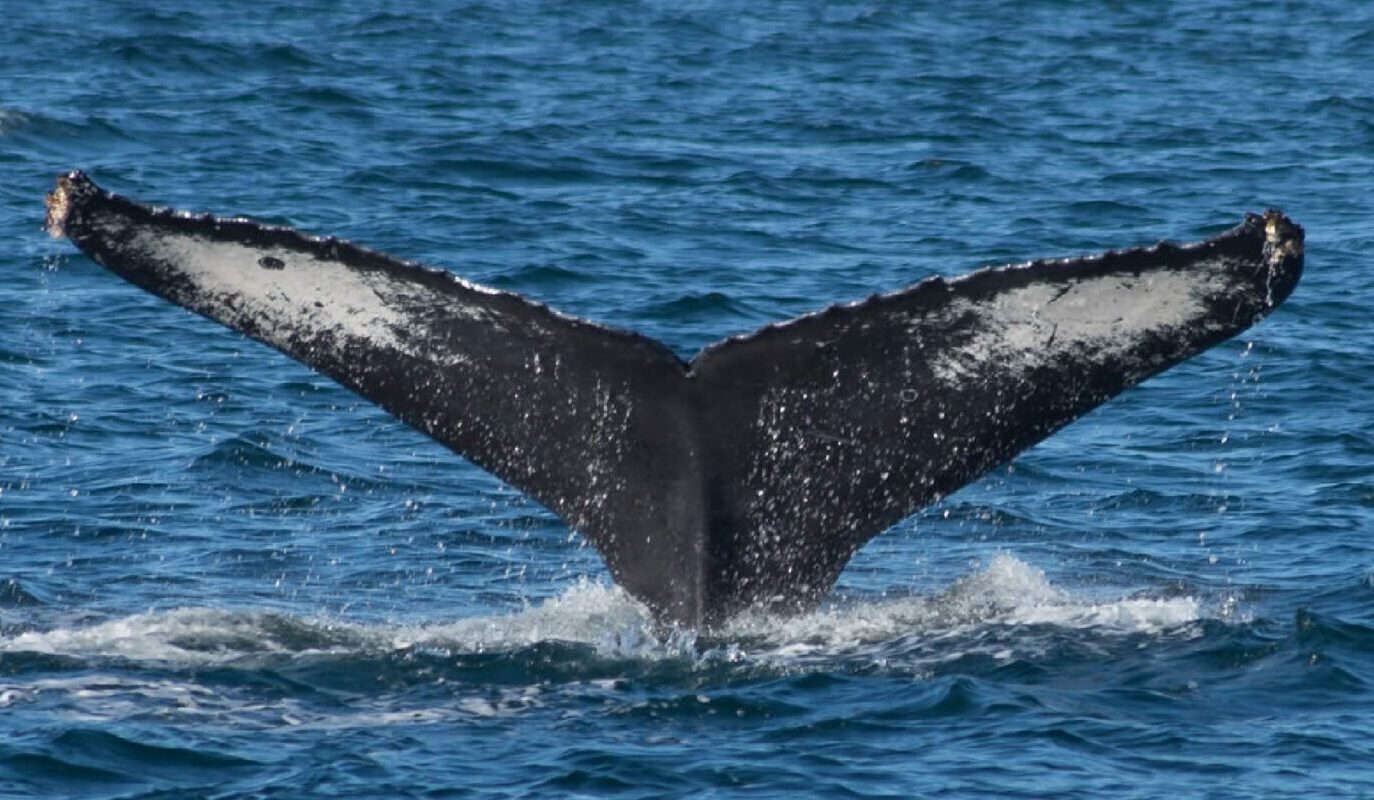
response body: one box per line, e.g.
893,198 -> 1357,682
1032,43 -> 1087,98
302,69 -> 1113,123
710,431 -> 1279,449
2,1 -> 1372,797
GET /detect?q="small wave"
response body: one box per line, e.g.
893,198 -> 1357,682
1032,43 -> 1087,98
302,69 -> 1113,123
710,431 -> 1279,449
1,608 -> 357,664
186,432 -> 394,491
903,158 -> 996,182
398,581 -> 666,655
489,263 -> 589,289
722,555 -> 1201,658
0,107 -> 30,134
1,556 -> 1203,673
0,578 -> 45,608
641,291 -> 746,319
1293,608 -> 1374,654
188,433 -> 293,471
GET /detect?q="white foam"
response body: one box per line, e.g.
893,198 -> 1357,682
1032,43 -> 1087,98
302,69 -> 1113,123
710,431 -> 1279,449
0,673 -> 542,729
0,556 -> 1204,671
0,607 -> 343,664
718,554 -> 1202,660
393,580 -> 676,657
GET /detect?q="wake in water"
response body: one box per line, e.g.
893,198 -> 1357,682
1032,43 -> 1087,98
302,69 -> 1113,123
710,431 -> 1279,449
1,555 -> 1207,670
0,554 -> 1238,739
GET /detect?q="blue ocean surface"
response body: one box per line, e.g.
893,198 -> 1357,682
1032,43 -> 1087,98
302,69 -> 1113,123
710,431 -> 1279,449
2,1 -> 1373,797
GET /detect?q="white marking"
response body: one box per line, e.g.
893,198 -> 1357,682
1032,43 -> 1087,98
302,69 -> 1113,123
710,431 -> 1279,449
128,230 -> 480,366
923,262 -> 1236,382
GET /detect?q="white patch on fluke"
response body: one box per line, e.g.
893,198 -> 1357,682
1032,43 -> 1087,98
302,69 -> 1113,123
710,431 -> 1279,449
129,230 -> 475,366
924,263 -> 1236,382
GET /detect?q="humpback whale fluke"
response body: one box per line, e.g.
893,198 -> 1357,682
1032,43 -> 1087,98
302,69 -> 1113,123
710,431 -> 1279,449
45,171 -> 1304,628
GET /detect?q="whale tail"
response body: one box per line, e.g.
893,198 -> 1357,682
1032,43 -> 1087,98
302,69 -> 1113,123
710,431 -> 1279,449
46,171 -> 1303,627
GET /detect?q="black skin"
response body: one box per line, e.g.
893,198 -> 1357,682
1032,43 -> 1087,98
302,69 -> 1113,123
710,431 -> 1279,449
48,171 -> 1303,628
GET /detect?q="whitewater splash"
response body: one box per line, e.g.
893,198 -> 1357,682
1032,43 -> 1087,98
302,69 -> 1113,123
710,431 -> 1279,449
2,555 -> 1205,668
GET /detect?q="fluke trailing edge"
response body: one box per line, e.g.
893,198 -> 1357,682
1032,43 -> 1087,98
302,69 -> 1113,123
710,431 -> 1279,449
45,171 -> 1304,628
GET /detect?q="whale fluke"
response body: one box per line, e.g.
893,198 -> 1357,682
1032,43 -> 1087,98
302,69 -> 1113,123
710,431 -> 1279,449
45,171 -> 1303,627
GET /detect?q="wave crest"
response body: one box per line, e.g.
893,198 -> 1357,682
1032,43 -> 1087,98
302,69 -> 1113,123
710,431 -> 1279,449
1,555 -> 1204,671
